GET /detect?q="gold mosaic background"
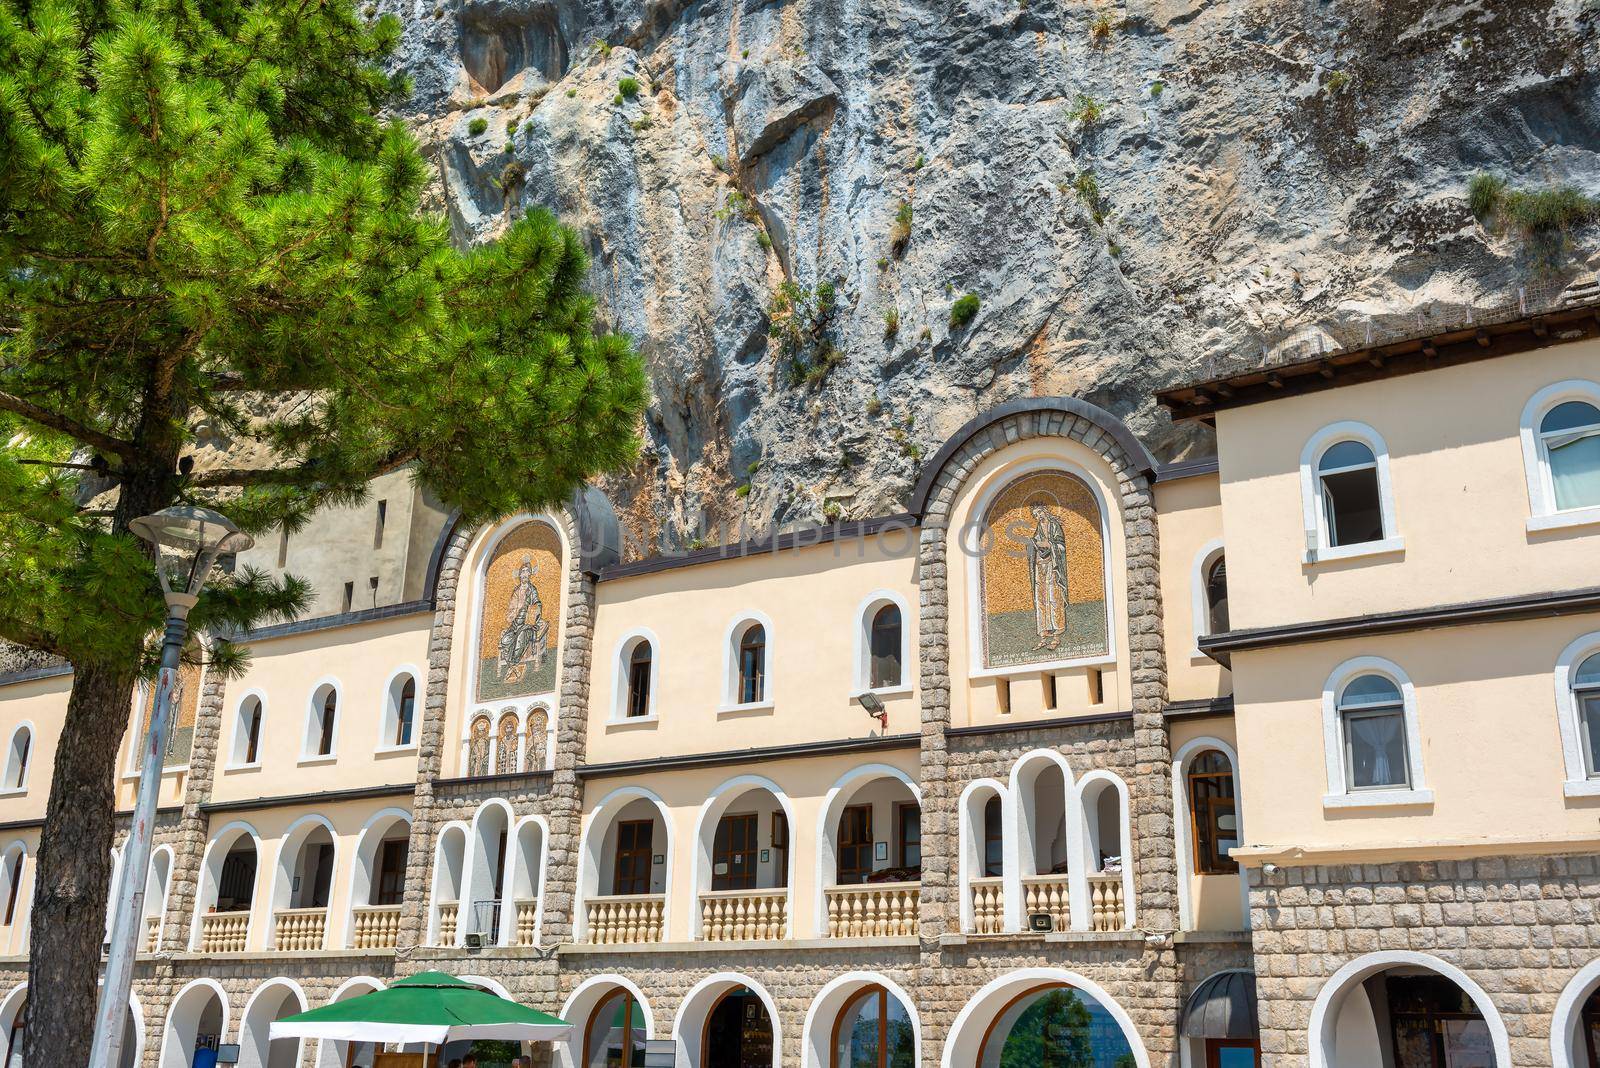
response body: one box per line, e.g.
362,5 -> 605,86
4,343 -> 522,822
979,470 -> 1109,666
476,520 -> 563,701
136,659 -> 202,769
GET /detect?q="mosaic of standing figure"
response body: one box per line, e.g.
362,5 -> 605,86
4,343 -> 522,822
979,469 -> 1109,666
476,520 -> 563,701
134,658 -> 203,769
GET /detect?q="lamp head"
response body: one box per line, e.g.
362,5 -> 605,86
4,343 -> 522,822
859,690 -> 887,729
129,506 -> 254,614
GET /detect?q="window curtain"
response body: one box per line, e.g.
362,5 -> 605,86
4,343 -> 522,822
1549,428 -> 1600,510
1350,714 -> 1401,784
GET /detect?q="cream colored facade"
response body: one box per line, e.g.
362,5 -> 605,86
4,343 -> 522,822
1,300 -> 1598,1068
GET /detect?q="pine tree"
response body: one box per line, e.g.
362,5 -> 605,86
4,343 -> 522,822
0,2 -> 647,1062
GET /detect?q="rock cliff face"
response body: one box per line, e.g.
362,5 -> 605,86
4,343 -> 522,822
386,0 -> 1600,550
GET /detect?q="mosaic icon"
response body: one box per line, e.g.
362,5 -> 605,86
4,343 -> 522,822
476,520 -> 563,701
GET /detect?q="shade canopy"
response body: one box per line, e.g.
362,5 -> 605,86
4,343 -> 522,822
269,972 -> 572,1046
1182,970 -> 1258,1040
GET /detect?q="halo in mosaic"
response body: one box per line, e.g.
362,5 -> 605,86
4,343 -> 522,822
476,519 -> 563,701
136,657 -> 203,769
979,470 -> 1108,667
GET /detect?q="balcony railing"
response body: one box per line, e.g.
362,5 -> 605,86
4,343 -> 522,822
825,881 -> 919,938
274,906 -> 328,951
970,876 -> 1004,934
470,899 -> 503,946
199,910 -> 249,953
699,888 -> 787,942
1088,873 -> 1126,931
351,904 -> 402,949
1022,874 -> 1072,932
514,897 -> 539,946
584,893 -> 665,945
436,902 -> 459,945
144,916 -> 161,952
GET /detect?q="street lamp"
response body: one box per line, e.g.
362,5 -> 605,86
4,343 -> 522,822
90,507 -> 252,1068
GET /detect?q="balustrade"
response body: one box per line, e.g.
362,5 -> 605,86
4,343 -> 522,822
351,904 -> 402,949
584,893 -> 665,945
273,906 -> 328,951
699,888 -> 787,942
1089,873 -> 1126,931
436,902 -> 459,946
514,898 -> 539,946
970,876 -> 1005,934
143,915 -> 161,952
825,881 -> 919,938
1022,874 -> 1072,932
199,910 -> 249,953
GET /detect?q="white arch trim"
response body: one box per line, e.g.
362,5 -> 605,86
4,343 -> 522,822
940,967 -> 1151,1068
457,975 -> 513,1000
0,721 -> 35,794
672,972 -> 781,1068
1553,956 -> 1600,1068
1320,655 -> 1432,808
1076,768 -> 1136,929
852,589 -> 913,696
1554,630 -> 1600,797
813,763 -> 922,933
957,778 -> 1011,933
1520,378 -> 1600,530
428,820 -> 470,946
1171,737 -> 1249,932
237,976 -> 309,1068
555,975 -> 655,1068
721,609 -> 776,711
1189,539 -> 1225,658
610,626 -> 662,722
509,813 -> 550,946
267,813 -> 341,946
1008,748 -> 1083,930
300,676 -> 343,763
690,774 -> 797,938
377,665 -> 422,752
315,978 -> 387,1068
1307,951 -> 1510,1068
575,785 -> 675,942
1298,420 -> 1404,563
161,978 -> 230,1068
225,689 -> 268,770
801,971 -> 921,1068
190,819 -> 264,950
461,799 -> 516,946
345,808 -> 413,947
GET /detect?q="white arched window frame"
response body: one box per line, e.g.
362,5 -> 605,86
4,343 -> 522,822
610,628 -> 661,723
1520,379 -> 1600,532
852,591 -> 912,697
1320,656 -> 1431,808
188,820 -> 262,950
227,690 -> 266,770
956,778 -> 1012,933
1188,539 -> 1226,658
1170,737 -> 1249,932
300,678 -> 341,763
1553,631 -> 1600,798
1076,770 -> 1136,930
721,611 -> 775,713
0,724 -> 33,795
429,821 -> 469,946
377,666 -> 421,753
573,785 -> 676,944
1298,421 -> 1403,564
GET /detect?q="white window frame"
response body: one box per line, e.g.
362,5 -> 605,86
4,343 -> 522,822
1519,380 -> 1600,532
610,627 -> 661,724
1320,656 -> 1432,808
0,723 -> 33,796
1189,539 -> 1226,658
852,590 -> 912,697
376,666 -> 421,754
226,690 -> 267,770
300,678 -> 341,764
721,611 -> 775,714
1554,632 -> 1600,797
1299,421 -> 1403,564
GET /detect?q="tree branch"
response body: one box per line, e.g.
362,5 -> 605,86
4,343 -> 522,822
0,616 -> 70,661
190,448 -> 417,487
0,391 -> 138,460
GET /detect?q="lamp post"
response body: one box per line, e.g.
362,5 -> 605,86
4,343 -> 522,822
89,507 -> 252,1068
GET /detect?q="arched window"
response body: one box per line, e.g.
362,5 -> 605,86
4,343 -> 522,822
1572,652 -> 1600,778
466,714 -> 491,777
869,605 -> 902,690
1186,750 -> 1238,875
1317,440 -> 1382,547
1337,675 -> 1409,790
983,795 -> 1004,878
738,624 -> 766,705
1540,400 -> 1600,512
232,696 -> 263,766
3,728 -> 30,792
304,685 -> 338,759
976,984 -> 1135,1066
393,677 -> 416,747
831,985 -> 914,1068
627,642 -> 653,718
584,988 -> 646,1068
1203,555 -> 1228,636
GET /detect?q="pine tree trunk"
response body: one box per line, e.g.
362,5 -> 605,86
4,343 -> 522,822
23,659 -> 140,1068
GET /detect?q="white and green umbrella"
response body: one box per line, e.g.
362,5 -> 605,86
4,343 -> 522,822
269,972 -> 572,1048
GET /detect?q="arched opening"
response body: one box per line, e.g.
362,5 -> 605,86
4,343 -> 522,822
237,980 -> 307,1068
960,783 -> 1007,934
464,802 -> 511,946
430,823 -> 467,946
1182,971 -> 1259,1068
829,984 -> 914,1068
583,986 -> 647,1068
738,624 -> 767,705
3,727 -> 30,791
270,819 -> 335,950
143,846 -> 173,951
304,683 -> 339,759
1013,753 -> 1072,933
2,989 -> 138,1068
818,768 -> 920,939
704,987 -> 775,1068
1203,553 -> 1228,636
232,695 -> 264,766
1311,954 -> 1506,1068
625,639 -> 654,719
193,826 -> 258,951
868,605 -> 903,690
580,790 -> 670,944
348,812 -> 410,949
386,674 -> 417,748
0,844 -> 27,953
315,979 -> 384,1068
507,817 -> 545,946
161,980 -> 227,1068
694,780 -> 792,941
1077,774 -> 1130,931
1554,961 -> 1600,1068
1174,740 -> 1246,933
1539,398 -> 1600,512
942,970 -> 1147,1068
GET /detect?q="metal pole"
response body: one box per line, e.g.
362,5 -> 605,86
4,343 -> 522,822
88,611 -> 190,1068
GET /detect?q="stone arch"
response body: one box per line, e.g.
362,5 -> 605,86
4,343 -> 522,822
813,763 -> 922,933
236,977 -> 308,1068
315,977 -> 386,1068
942,967 -> 1150,1068
673,972 -> 782,1068
557,976 -> 655,1068
1553,956 -> 1600,1068
429,821 -> 469,946
801,972 -> 920,1068
345,808 -> 412,948
190,820 -> 262,950
577,785 -> 675,941
957,778 -> 1010,934
1076,769 -> 1135,930
689,774 -> 798,938
507,814 -> 548,946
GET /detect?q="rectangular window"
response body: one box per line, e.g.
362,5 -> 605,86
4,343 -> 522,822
1205,1040 -> 1259,1068
739,645 -> 764,704
1343,708 -> 1409,789
374,839 -> 408,905
837,805 -> 874,885
374,499 -> 387,549
983,797 -> 1004,878
1582,692 -> 1600,778
245,708 -> 262,764
627,657 -> 651,718
1043,672 -> 1057,710
712,813 -> 758,891
308,842 -> 335,908
612,820 -> 654,896
341,581 -> 354,613
771,811 -> 788,889
896,802 -> 922,870
1188,772 -> 1239,875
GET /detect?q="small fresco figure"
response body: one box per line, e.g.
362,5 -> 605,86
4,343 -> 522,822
1025,502 -> 1070,650
497,556 -> 549,684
